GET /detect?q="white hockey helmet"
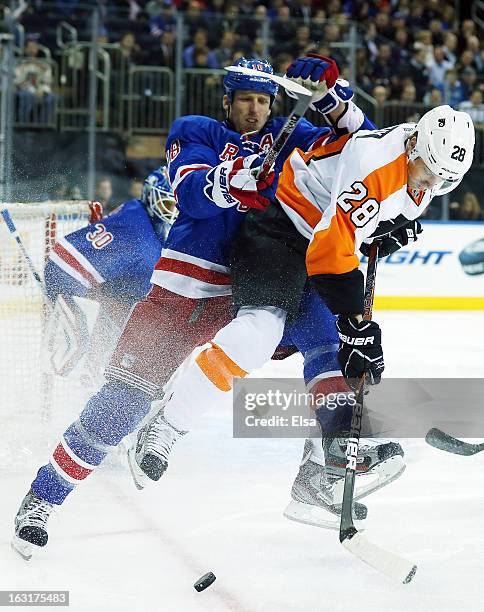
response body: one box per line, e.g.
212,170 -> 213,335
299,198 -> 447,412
408,105 -> 475,194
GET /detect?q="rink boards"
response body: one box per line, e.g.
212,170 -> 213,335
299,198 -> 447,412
363,222 -> 484,309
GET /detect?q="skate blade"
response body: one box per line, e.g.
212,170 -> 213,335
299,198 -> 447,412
11,536 -> 34,561
283,500 -> 365,531
333,455 -> 406,503
127,447 -> 148,491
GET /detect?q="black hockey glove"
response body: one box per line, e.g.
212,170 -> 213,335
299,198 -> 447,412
336,317 -> 384,387
360,220 -> 422,259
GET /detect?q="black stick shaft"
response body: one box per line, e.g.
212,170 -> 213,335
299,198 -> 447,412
340,243 -> 379,541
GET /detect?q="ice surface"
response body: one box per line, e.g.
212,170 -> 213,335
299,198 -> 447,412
1,311 -> 483,612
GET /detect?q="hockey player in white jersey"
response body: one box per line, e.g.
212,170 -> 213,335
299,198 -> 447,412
129,106 -> 475,525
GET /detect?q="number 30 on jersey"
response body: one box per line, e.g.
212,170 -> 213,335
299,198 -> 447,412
336,182 -> 379,227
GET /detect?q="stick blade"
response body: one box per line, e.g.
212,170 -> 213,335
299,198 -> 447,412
425,428 -> 483,456
224,65 -> 313,98
342,532 -> 417,584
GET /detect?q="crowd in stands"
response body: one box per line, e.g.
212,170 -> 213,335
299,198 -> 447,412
5,0 -> 483,216
12,0 -> 483,123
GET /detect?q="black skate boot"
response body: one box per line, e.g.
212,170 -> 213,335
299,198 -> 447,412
12,490 -> 54,560
128,409 -> 187,490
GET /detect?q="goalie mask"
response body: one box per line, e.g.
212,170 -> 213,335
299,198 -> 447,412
142,166 -> 178,224
408,105 -> 475,196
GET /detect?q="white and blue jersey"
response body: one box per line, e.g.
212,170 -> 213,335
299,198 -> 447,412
152,114 -> 374,299
45,199 -> 170,305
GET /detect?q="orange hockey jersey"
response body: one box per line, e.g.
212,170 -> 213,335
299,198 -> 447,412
276,124 -> 433,280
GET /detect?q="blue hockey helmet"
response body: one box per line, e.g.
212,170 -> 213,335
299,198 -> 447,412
223,57 -> 278,104
142,166 -> 178,224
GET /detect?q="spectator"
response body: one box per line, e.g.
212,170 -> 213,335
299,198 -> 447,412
428,46 -> 453,87
460,19 -> 476,41
459,90 -> 484,125
401,44 -> 430,101
465,35 -> 481,65
372,84 -> 389,105
423,86 -> 443,106
428,19 -> 444,46
393,27 -> 411,63
95,177 -> 114,213
442,31 -> 458,65
459,49 -> 477,73
460,66 -> 478,101
375,10 -> 395,44
364,22 -> 379,61
271,5 -> 296,52
146,0 -> 174,19
415,30 -> 434,66
192,48 -> 212,68
371,43 -> 394,86
289,25 -> 313,58
14,36 -> 56,124
310,9 -> 327,45
273,52 -> 295,75
129,178 -> 143,200
158,29 -> 175,68
450,192 -> 482,221
439,68 -> 465,108
441,5 -> 456,31
183,29 -> 218,68
213,31 -> 238,68
406,3 -> 427,31
292,0 -> 314,26
184,0 -> 210,39
400,82 -> 417,103
118,32 -> 144,65
149,0 -> 176,37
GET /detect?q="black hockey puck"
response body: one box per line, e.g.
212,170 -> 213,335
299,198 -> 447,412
194,571 -> 216,592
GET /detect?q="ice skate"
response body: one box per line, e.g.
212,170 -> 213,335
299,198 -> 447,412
12,490 -> 54,560
128,408 -> 187,490
284,437 -> 405,529
324,436 -> 406,503
284,440 -> 368,530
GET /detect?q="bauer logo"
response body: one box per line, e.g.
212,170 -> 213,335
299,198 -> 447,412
346,439 -> 359,471
338,334 -> 374,345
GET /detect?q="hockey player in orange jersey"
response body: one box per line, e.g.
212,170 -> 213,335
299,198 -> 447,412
127,105 -> 475,522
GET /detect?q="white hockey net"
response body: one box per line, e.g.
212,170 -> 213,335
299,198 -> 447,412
0,201 -> 92,469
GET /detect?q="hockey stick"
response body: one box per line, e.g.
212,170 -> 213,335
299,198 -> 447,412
1,208 -> 49,299
425,428 -> 484,456
224,66 -> 313,178
339,243 -> 417,584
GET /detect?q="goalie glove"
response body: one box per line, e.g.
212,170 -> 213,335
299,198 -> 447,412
204,154 -> 276,211
336,317 -> 384,387
360,220 -> 423,259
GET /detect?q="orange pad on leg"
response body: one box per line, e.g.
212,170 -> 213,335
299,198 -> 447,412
196,343 -> 248,391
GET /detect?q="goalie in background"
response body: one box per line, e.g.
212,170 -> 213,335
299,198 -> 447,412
42,167 -> 177,387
